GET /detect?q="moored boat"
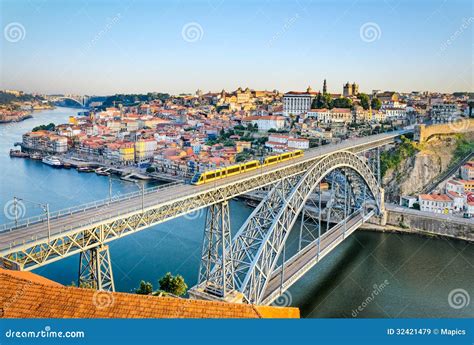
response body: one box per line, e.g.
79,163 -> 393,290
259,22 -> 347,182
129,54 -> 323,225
9,149 -> 29,158
77,166 -> 94,173
42,156 -> 62,168
30,152 -> 42,160
95,167 -> 111,176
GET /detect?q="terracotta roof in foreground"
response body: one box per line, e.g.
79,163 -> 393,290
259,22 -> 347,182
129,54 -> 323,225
0,269 -> 299,319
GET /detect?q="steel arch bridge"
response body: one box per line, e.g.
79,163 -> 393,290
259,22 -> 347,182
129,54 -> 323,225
51,96 -> 88,107
191,150 -> 382,304
0,130 -> 413,301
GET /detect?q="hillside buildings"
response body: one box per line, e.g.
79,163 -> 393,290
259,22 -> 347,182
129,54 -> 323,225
16,83 -> 471,181
417,161 -> 474,217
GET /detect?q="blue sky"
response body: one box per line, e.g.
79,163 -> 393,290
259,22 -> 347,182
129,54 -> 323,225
1,0 -> 472,95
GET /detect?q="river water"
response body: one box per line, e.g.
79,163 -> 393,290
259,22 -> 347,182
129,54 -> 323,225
0,107 -> 472,318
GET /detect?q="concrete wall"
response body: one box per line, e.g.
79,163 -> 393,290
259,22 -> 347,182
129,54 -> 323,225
415,119 -> 474,143
366,206 -> 473,242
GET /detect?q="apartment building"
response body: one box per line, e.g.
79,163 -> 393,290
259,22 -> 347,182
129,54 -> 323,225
418,194 -> 453,214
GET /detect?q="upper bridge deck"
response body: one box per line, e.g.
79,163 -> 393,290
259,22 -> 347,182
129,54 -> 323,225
0,130 -> 412,268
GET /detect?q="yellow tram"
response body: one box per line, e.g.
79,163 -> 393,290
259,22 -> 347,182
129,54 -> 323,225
191,150 -> 304,185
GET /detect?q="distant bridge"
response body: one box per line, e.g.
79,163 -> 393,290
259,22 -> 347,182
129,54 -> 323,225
0,130 -> 412,303
49,95 -> 89,108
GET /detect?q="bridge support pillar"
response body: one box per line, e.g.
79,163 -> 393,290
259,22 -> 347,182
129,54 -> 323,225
191,201 -> 237,301
379,187 -> 385,215
78,245 -> 115,292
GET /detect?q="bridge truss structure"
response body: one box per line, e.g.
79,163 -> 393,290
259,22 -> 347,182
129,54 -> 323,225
192,150 -> 382,304
0,131 -> 410,300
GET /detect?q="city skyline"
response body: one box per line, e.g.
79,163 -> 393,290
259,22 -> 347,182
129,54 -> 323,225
1,0 -> 473,95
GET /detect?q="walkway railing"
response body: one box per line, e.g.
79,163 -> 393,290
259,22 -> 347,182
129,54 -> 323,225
0,130 -> 413,238
0,181 -> 183,233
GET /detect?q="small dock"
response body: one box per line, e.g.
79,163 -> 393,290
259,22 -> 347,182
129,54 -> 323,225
148,172 -> 184,183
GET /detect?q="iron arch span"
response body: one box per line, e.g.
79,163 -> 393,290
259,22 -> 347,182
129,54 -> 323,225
227,151 -> 382,304
53,97 -> 86,107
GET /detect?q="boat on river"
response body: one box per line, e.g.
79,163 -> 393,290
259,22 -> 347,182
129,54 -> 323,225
95,167 -> 111,176
9,149 -> 29,158
42,156 -> 62,168
77,166 -> 94,173
30,152 -> 42,160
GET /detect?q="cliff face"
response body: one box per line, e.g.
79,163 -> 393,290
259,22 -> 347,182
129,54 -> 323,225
382,136 -> 459,202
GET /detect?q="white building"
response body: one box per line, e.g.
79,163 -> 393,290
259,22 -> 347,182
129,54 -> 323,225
400,195 -> 418,208
265,134 -> 309,151
430,103 -> 459,122
467,201 -> 474,216
307,108 -> 352,124
446,179 -> 465,195
268,134 -> 289,144
265,141 -> 287,153
243,115 -> 286,131
418,194 -> 453,214
382,107 -> 407,120
461,162 -> 474,180
329,108 -> 352,123
283,87 -> 318,116
446,191 -> 464,212
307,108 -> 330,123
288,137 -> 309,150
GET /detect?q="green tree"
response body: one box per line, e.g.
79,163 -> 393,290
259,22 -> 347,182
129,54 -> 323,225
246,123 -> 256,132
235,152 -> 250,162
380,136 -> 418,177
146,166 -> 156,173
332,97 -> 352,108
158,272 -> 187,296
371,97 -> 382,110
358,93 -> 370,110
323,93 -> 333,109
32,123 -> 55,132
223,139 -> 235,147
136,280 -> 153,295
312,92 -> 327,109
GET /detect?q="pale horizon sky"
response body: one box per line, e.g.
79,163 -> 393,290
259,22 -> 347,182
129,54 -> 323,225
1,0 -> 473,96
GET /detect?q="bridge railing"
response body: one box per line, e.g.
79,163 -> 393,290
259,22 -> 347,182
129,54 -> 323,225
1,130 -> 413,246
0,181 -> 183,233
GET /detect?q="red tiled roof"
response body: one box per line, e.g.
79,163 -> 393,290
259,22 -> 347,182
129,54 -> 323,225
0,269 -> 299,319
243,116 -> 286,121
285,91 -> 319,96
331,108 -> 352,113
419,194 -> 452,202
288,138 -> 309,142
447,191 -> 462,198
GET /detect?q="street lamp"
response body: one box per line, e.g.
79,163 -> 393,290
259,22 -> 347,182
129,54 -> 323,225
134,181 -> 145,213
14,196 -> 51,241
108,174 -> 113,203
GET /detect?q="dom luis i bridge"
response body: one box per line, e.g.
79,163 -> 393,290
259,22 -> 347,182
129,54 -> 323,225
0,130 -> 412,305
